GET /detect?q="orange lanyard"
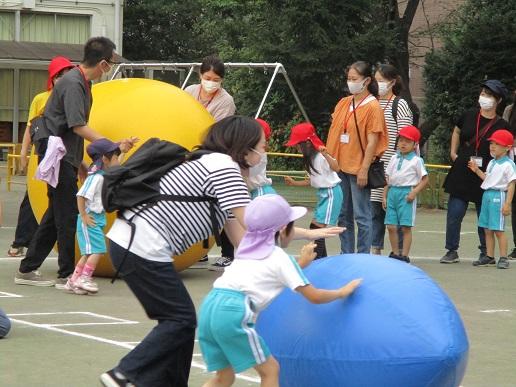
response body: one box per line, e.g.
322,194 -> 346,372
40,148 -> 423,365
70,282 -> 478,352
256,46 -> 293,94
343,94 -> 370,133
475,112 -> 497,153
77,66 -> 91,96
197,87 -> 219,108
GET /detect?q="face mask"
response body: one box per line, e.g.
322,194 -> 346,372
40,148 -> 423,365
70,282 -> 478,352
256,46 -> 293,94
347,79 -> 366,95
478,95 -> 495,110
201,79 -> 221,94
378,81 -> 392,97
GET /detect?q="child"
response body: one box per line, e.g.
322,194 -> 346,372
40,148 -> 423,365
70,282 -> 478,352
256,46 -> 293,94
383,125 -> 428,263
284,122 -> 343,258
64,138 -> 122,294
198,194 -> 361,387
247,118 -> 277,198
468,129 -> 516,269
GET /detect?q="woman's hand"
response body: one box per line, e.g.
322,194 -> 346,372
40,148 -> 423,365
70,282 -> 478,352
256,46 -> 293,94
357,167 -> 368,188
119,137 -> 139,153
450,153 -> 458,162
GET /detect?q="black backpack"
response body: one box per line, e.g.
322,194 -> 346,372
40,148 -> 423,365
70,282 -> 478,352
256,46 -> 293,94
102,138 -> 221,280
29,116 -> 58,157
392,96 -> 420,128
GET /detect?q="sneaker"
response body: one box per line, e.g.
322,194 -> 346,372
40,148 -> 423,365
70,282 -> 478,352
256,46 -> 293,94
472,255 -> 496,267
63,278 -> 88,295
497,257 -> 510,269
209,256 -> 233,272
508,248 -> 516,260
54,277 -> 70,290
388,252 -> 409,263
75,275 -> 99,293
14,270 -> 55,286
7,246 -> 25,257
100,369 -> 135,387
190,255 -> 209,269
440,250 -> 459,264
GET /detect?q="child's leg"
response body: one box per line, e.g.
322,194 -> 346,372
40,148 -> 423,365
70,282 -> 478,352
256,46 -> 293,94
202,367 -> 235,387
82,253 -> 102,277
76,254 -> 101,293
310,222 -> 327,259
386,224 -> 398,255
494,231 -> 507,257
71,256 -> 87,282
254,356 -> 280,387
485,229 -> 495,258
401,227 -> 412,257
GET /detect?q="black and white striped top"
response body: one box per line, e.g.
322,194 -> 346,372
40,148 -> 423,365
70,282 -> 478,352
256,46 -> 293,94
107,153 -> 250,261
371,97 -> 413,202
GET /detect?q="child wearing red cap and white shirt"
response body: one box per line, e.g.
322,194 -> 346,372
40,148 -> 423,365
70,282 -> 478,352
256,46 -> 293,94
247,118 -> 277,198
284,122 -> 343,258
383,125 -> 428,263
468,129 -> 516,269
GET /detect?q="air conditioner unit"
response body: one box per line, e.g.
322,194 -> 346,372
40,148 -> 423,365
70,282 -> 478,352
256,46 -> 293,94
22,0 -> 36,9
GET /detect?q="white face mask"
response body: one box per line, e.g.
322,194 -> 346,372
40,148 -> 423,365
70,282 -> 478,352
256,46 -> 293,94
478,95 -> 495,110
201,79 -> 221,94
378,81 -> 393,97
347,79 -> 367,95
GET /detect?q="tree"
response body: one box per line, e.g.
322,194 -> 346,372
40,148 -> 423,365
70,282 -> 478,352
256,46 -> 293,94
423,0 -> 516,162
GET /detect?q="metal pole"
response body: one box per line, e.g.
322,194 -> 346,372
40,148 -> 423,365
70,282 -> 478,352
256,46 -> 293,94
281,67 -> 310,122
181,65 -> 196,89
255,64 -> 281,119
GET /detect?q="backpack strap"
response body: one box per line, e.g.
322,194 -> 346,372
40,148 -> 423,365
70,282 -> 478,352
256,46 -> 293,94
391,96 -> 400,127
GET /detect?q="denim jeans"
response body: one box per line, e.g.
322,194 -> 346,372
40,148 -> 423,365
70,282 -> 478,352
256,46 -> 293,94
371,201 -> 403,251
338,172 -> 372,253
110,242 -> 197,387
0,308 -> 10,338
445,195 -> 486,254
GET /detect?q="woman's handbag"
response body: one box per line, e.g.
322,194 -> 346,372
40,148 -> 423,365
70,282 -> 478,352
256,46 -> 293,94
352,100 -> 387,189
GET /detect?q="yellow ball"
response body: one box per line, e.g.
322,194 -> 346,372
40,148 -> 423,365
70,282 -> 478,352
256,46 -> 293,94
27,78 -> 215,275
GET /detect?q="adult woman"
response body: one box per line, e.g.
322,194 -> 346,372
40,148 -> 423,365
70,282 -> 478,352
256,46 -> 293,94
102,116 -> 343,387
370,64 -> 414,255
7,56 -> 75,257
441,80 -> 510,264
326,61 -> 388,253
185,55 -> 237,271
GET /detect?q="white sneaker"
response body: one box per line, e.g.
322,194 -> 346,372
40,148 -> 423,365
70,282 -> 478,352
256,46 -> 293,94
76,275 -> 99,293
63,278 -> 88,295
209,256 -> 233,272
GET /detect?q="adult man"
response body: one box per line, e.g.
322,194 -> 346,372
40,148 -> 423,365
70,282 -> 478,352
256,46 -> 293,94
15,37 -> 135,287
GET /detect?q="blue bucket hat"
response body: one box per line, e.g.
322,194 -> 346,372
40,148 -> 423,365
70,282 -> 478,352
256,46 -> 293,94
481,80 -> 508,100
86,138 -> 120,172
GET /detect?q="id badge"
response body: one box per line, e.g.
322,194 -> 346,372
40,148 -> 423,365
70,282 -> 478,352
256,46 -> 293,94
340,133 -> 350,143
470,156 -> 482,167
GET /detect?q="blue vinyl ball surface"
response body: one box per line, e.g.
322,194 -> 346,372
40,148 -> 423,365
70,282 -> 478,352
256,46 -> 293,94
256,254 -> 469,387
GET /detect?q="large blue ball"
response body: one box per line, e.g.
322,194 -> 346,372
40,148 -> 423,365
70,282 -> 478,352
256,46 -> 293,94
256,254 -> 469,387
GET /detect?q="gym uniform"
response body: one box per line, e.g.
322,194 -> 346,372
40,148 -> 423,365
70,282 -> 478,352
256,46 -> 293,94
311,153 -> 343,225
247,153 -> 277,199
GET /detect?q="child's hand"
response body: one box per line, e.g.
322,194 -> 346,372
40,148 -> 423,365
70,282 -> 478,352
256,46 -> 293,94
382,197 -> 387,210
299,242 -> 317,264
338,278 -> 362,298
467,160 -> 478,173
81,213 -> 96,227
502,203 -> 511,216
284,176 -> 296,185
406,190 -> 417,202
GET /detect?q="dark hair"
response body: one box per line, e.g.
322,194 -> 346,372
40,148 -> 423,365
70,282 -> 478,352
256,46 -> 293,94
82,37 -> 116,67
195,115 -> 262,169
376,63 -> 404,95
299,141 -> 319,175
200,55 -> 225,78
347,61 -> 378,98
274,221 -> 295,243
103,148 -> 121,161
481,87 -> 507,116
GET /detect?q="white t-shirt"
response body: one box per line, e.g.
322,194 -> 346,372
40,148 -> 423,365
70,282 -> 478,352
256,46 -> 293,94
309,153 -> 341,188
247,153 -> 272,190
213,246 -> 310,312
76,172 -> 104,214
184,84 -> 236,122
107,153 -> 250,262
481,156 -> 516,191
385,151 -> 427,187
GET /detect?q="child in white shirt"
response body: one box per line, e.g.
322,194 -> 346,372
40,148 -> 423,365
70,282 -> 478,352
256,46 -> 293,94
247,118 -> 277,198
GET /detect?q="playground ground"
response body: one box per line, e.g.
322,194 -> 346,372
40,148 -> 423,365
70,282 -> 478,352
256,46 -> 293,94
1,175 -> 516,387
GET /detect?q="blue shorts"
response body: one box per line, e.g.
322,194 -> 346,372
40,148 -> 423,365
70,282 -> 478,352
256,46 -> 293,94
314,185 -> 343,225
198,288 -> 270,373
76,212 -> 107,255
250,184 -> 277,199
384,186 -> 416,227
479,190 -> 506,231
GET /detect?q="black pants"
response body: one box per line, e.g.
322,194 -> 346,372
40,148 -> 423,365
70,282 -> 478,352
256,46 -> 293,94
110,242 -> 196,387
11,191 -> 38,248
220,229 -> 234,259
512,198 -> 516,247
19,161 -> 78,278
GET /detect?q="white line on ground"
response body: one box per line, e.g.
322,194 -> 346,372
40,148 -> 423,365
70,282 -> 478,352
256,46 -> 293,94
480,309 -> 512,313
0,256 -> 57,261
0,291 -> 23,298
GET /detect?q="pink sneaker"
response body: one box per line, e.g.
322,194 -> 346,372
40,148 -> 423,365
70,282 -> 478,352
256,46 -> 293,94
76,275 -> 99,293
63,278 -> 87,295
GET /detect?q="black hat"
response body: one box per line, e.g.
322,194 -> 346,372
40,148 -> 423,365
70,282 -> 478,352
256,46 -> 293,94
481,79 -> 508,99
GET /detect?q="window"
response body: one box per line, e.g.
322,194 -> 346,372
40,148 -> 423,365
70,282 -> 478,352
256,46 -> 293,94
0,11 -> 15,40
19,70 -> 47,122
21,12 -> 90,44
0,69 -> 14,121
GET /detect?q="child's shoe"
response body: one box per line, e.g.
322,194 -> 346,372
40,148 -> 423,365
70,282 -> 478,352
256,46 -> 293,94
76,275 -> 99,293
472,255 -> 496,267
388,251 -> 409,263
63,278 -> 88,295
496,256 -> 510,269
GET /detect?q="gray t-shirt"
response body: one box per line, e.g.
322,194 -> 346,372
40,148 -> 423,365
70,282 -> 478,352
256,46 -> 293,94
44,67 -> 92,168
184,84 -> 236,122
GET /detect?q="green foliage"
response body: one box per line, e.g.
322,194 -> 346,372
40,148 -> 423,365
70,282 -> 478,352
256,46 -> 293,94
423,0 -> 516,163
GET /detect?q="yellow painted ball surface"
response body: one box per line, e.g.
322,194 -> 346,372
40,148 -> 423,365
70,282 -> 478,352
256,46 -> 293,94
27,78 -> 215,275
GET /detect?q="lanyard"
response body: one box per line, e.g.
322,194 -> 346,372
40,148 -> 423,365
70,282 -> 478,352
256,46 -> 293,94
475,112 -> 497,153
343,94 -> 370,133
382,94 -> 394,112
77,66 -> 91,96
197,86 -> 219,108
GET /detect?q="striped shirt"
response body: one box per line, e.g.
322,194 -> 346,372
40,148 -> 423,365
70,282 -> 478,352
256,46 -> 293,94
107,153 -> 250,262
371,97 -> 413,202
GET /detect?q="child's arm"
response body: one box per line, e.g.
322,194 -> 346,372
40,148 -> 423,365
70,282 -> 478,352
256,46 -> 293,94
284,176 -> 310,186
406,175 -> 429,202
296,242 -> 317,268
296,279 -> 362,304
382,184 -> 389,210
77,196 -> 96,227
468,160 -> 486,180
318,146 -> 340,172
502,180 -> 515,216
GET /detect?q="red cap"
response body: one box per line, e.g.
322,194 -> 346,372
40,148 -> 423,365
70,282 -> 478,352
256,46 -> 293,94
398,125 -> 421,143
47,56 -> 74,90
286,122 -> 324,149
488,129 -> 514,147
256,118 -> 272,140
